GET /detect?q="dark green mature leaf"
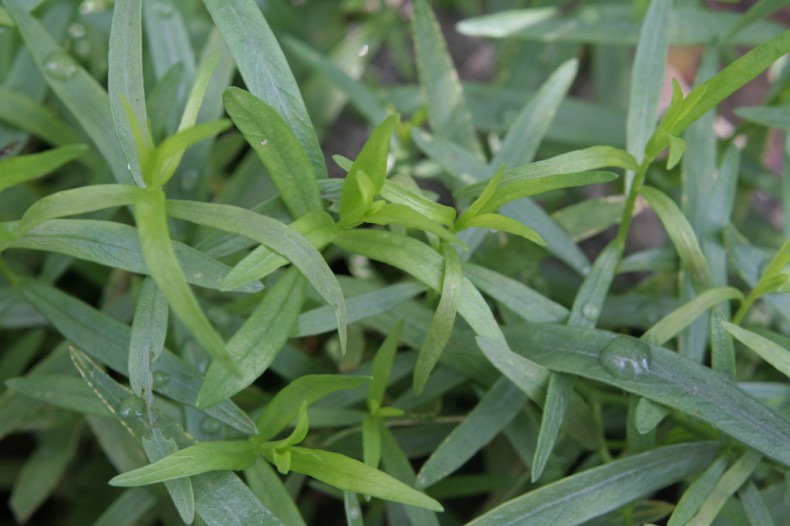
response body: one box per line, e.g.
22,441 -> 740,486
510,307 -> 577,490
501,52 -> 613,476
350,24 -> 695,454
368,319 -> 404,413
2,0 -> 132,185
255,375 -> 370,441
0,144 -> 86,193
202,0 -> 326,179
167,200 -> 347,356
412,0 -> 482,158
129,278 -> 168,405
199,268 -> 305,407
417,377 -> 526,488
110,441 -> 258,486
467,442 -> 718,526
723,323 -> 790,379
532,372 -> 572,482
223,87 -> 322,218
18,280 -> 256,433
283,446 -> 443,512
5,375 -> 109,416
505,323 -> 790,468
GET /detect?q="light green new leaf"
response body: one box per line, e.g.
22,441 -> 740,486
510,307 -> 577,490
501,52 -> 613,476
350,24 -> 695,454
283,446 -> 443,512
506,323 -> 790,468
0,144 -> 87,193
167,200 -> 347,353
255,375 -> 370,441
108,0 -> 147,186
458,213 -> 545,245
223,87 -> 322,218
110,440 -> 258,486
642,287 -> 743,346
199,268 -> 305,407
220,210 -> 337,292
468,442 -> 717,526
412,0 -> 482,158
2,0 -> 132,184
722,323 -> 790,380
417,378 -> 527,488
150,118 -> 231,187
640,185 -> 713,291
414,245 -> 462,394
134,188 -> 230,368
380,179 -> 456,227
368,318 -> 404,413
202,0 -> 326,179
346,113 -> 399,193
365,203 -> 462,246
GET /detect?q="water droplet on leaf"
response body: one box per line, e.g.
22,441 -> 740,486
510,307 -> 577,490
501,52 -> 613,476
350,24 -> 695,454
581,302 -> 599,321
200,418 -> 222,435
152,2 -> 175,17
152,371 -> 169,388
118,396 -> 145,419
42,51 -> 78,81
259,139 -> 268,146
358,44 -> 369,57
599,337 -> 652,380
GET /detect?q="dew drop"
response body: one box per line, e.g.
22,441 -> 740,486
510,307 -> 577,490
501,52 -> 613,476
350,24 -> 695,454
580,7 -> 601,25
348,507 -> 360,519
599,337 -> 652,381
152,371 -> 169,388
42,51 -> 78,81
259,139 -> 268,146
152,2 -> 175,17
358,44 -> 369,57
581,302 -> 599,321
118,396 -> 146,419
200,418 -> 222,435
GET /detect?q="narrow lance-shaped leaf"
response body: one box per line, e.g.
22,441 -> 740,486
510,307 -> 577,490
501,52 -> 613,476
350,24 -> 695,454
414,244 -> 462,394
110,441 -> 258,487
128,278 -> 168,406
255,375 -> 370,441
467,442 -> 718,526
108,0 -> 147,187
279,446 -> 443,512
202,0 -> 327,179
223,87 -> 322,218
198,268 -> 305,407
134,188 -> 231,369
532,372 -> 573,482
0,144 -> 87,193
412,0 -> 482,157
722,322 -> 790,380
568,241 -> 620,327
667,455 -> 729,526
367,318 -> 405,413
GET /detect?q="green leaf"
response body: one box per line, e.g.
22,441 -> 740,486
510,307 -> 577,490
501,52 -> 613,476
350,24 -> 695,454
367,318 -> 404,413
456,165 -> 506,227
110,440 -> 258,486
346,113 -> 399,193
2,0 -> 133,184
417,377 -> 527,488
344,492 -> 364,526
640,186 -> 713,291
641,287 -> 743,346
458,213 -> 545,245
150,118 -> 231,187
11,219 -> 263,292
223,87 -> 323,218
199,268 -> 305,407
666,133 -> 686,170
467,442 -> 718,526
506,322 -> 790,468
134,188 -> 231,368
412,0 -> 482,157
17,280 -> 256,433
668,455 -> 728,526
735,104 -> 790,129
626,0 -> 669,180
92,489 -> 157,526
128,278 -> 168,404
0,144 -> 87,193
722,323 -> 790,380
364,203 -> 462,246
220,210 -> 337,292
108,0 -> 147,187
282,446 -> 443,512
245,459 -> 307,526
167,200 -> 346,354
456,146 -> 637,200
380,179 -> 456,227
5,374 -> 110,416
532,372 -> 573,482
414,244 -> 462,394
202,0 -> 326,179
568,241 -> 620,327
10,426 -> 80,523
362,414 -> 383,468
255,375 -> 370,442
491,58 -> 578,169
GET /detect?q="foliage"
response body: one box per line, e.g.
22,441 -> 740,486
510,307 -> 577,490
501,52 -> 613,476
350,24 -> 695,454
1,0 -> 790,524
